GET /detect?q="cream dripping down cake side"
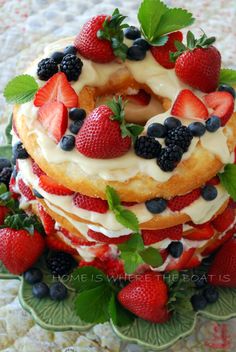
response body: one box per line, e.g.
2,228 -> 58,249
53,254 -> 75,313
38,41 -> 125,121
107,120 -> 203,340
2,0 -> 236,324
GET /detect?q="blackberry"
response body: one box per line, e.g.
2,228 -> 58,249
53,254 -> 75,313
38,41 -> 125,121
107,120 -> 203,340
157,144 -> 183,172
134,136 -> 161,159
165,126 -> 193,152
60,54 -> 83,81
37,58 -> 58,81
0,158 -> 11,172
0,167 -> 13,186
46,251 -> 76,277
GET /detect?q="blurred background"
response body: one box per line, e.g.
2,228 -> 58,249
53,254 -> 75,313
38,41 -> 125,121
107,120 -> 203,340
0,0 -> 236,351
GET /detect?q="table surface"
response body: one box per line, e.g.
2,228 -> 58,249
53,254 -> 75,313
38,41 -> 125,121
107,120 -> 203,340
0,0 -> 236,351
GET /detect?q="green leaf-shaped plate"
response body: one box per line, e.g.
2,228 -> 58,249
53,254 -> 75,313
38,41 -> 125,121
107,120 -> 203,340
1,255 -> 236,351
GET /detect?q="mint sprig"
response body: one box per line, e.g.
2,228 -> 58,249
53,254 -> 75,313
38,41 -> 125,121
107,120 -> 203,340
4,74 -> 39,104
218,164 -> 236,201
219,69 -> 236,86
138,0 -> 194,46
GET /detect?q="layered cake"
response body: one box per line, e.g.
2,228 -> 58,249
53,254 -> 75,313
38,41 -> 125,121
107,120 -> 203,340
2,0 -> 236,324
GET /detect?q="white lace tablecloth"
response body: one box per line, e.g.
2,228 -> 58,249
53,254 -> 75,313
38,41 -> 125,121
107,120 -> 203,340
0,0 -> 236,351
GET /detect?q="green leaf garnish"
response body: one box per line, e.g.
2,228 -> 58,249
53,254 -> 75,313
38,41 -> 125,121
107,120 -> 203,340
108,293 -> 134,327
218,164 -> 236,200
139,247 -> 163,267
118,232 -> 144,252
4,74 -> 39,104
219,69 -> 236,86
138,0 -> 194,45
71,266 -> 108,292
120,251 -> 144,274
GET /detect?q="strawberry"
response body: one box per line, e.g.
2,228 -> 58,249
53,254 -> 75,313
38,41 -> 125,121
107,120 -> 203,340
171,89 -> 208,120
212,207 -> 235,232
0,206 -> 9,225
73,192 -> 108,213
79,258 -> 107,272
173,31 -> 221,93
208,237 -> 236,287
126,89 -> 151,106
184,223 -> 215,241
184,255 -> 201,269
118,273 -> 170,323
166,248 -> 196,271
38,101 -> 68,143
87,229 -> 131,244
203,92 -> 234,126
9,176 -> 18,200
206,176 -> 220,186
142,225 -> 183,246
0,228 -> 45,275
34,72 -> 78,108
74,10 -> 127,63
151,31 -> 183,69
38,204 -> 55,236
32,162 -> 46,178
168,188 -> 201,211
46,233 -> 77,255
60,227 -> 96,246
202,226 -> 235,256
39,175 -> 74,196
18,179 -> 36,201
76,98 -> 137,159
105,258 -> 125,278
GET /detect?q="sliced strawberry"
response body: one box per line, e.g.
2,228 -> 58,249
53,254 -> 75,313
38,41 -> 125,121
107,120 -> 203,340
0,206 -> 9,225
171,89 -> 209,120
121,201 -> 138,207
126,89 -> 151,106
166,248 -> 196,271
39,175 -> 74,196
60,227 -> 96,246
150,31 -> 183,69
142,225 -> 183,245
9,176 -> 18,200
168,188 -> 201,212
184,223 -> 215,240
212,207 -> 235,232
206,176 -> 220,186
184,254 -> 201,269
38,101 -> 68,143
229,198 -> 236,209
160,249 -> 169,263
105,258 -> 125,278
34,72 -> 78,108
89,244 -> 110,259
18,179 -> 36,201
203,91 -> 234,126
38,204 -> 55,235
46,233 -> 77,255
32,162 -> 46,178
202,226 -> 236,257
73,192 -> 108,213
87,229 -> 131,244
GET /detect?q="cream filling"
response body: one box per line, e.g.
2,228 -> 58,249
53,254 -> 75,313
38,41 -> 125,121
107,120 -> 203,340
16,37 -> 233,183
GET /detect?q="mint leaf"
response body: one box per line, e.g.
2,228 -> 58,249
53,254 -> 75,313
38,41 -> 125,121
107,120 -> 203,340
115,208 -> 139,232
139,247 -> 163,267
151,35 -> 169,46
75,285 -> 112,323
71,267 -> 108,292
155,8 -> 194,37
118,233 -> 144,252
4,75 -> 39,104
218,164 -> 236,200
120,251 -> 144,274
108,293 -> 134,327
219,68 -> 236,85
106,185 -> 120,211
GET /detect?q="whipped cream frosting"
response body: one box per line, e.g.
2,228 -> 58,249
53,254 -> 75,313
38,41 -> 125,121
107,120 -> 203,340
16,37 -> 233,184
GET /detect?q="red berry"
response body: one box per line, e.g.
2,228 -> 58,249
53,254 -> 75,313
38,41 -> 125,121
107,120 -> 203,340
212,206 -> 235,232
39,175 -> 74,196
202,226 -> 235,256
46,233 -> 77,255
203,91 -> 234,126
0,206 -> 9,225
73,192 -> 108,213
32,162 -> 46,178
142,225 -> 183,245
168,188 -> 201,211
18,178 -> 36,201
184,223 -> 214,240
38,204 -> 55,236
126,89 -> 151,106
206,176 -> 220,186
60,227 -> 96,246
87,229 -> 131,244
166,248 -> 196,271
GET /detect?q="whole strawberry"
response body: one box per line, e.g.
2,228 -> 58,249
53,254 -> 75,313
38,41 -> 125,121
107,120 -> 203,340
208,237 -> 236,287
172,31 -> 221,93
0,226 -> 45,275
76,96 -> 143,159
118,273 -> 170,323
74,9 -> 128,63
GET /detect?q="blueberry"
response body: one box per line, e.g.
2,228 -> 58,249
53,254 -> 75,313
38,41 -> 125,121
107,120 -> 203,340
13,142 -> 29,160
218,84 -> 236,99
164,117 -> 181,130
51,51 -> 64,64
205,116 -> 221,132
24,268 -> 43,284
69,108 -> 86,121
50,282 -> 68,301
127,45 -> 146,61
133,38 -> 150,51
188,122 -> 206,137
201,185 -> 218,201
168,241 -> 184,258
191,294 -> 208,311
124,26 -> 141,40
145,197 -> 167,214
0,158 -> 11,173
69,120 -> 84,134
63,45 -> 77,56
32,282 -> 49,299
60,135 -> 75,151
194,275 -> 208,289
203,287 -> 219,303
147,123 -> 167,138
33,189 -> 44,199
